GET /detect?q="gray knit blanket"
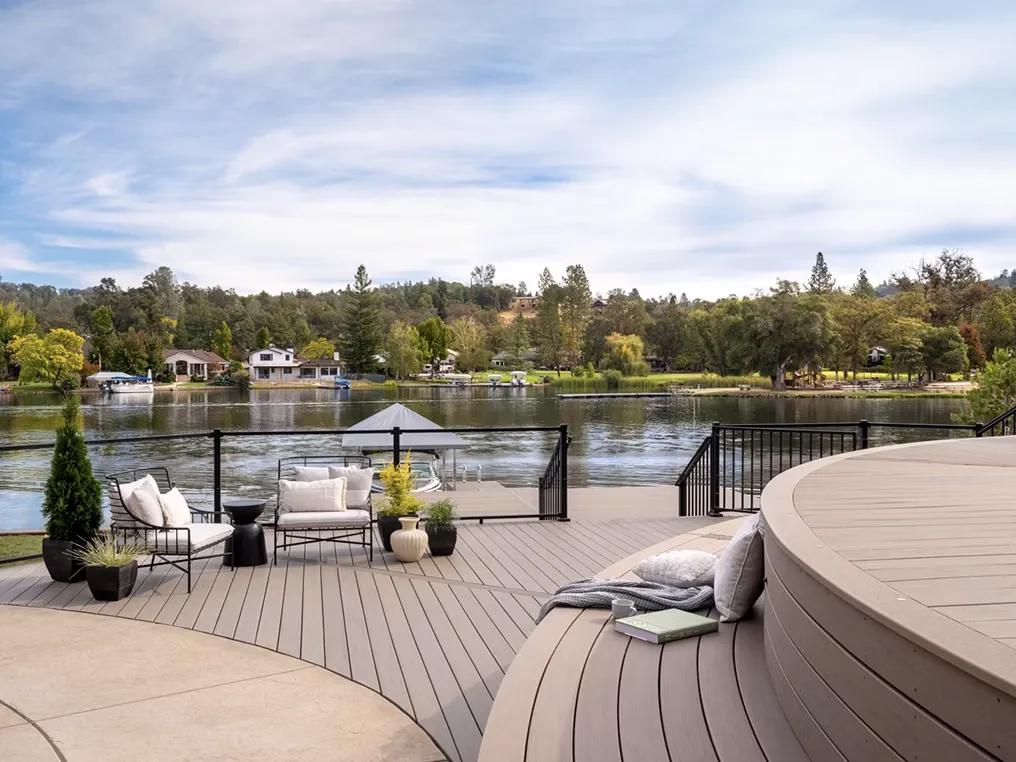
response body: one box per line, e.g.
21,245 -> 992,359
535,578 -> 714,624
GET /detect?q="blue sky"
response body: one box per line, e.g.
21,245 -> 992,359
1,1 -> 1014,298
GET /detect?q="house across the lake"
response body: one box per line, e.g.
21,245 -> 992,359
491,349 -> 539,368
163,349 -> 228,381
247,345 -> 343,384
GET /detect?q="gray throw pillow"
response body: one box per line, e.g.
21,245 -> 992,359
713,514 -> 765,622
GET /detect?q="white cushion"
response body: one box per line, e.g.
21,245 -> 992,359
633,549 -> 717,588
127,486 -> 164,527
109,474 -> 160,528
293,465 -> 331,481
714,514 -> 765,623
136,522 -> 233,554
329,466 -> 374,508
279,477 -> 346,513
158,488 -> 192,527
277,510 -> 371,528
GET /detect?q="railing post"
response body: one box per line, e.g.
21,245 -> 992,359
212,428 -> 222,523
678,479 -> 687,517
859,419 -> 870,450
559,424 -> 570,522
392,427 -> 401,466
708,422 -> 722,517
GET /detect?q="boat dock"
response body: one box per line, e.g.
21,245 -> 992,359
557,391 -> 674,399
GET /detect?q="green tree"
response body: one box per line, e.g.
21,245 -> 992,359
884,317 -> 929,380
963,349 -> 1016,422
10,329 -> 85,387
0,300 -> 37,374
255,327 -> 272,349
851,268 -> 875,298
600,333 -> 649,376
417,316 -> 451,367
560,264 -> 592,367
449,317 -> 489,371
921,325 -> 967,380
340,265 -> 383,373
645,300 -> 686,371
42,396 -> 102,544
974,291 -> 1016,355
89,306 -> 117,368
830,294 -> 887,380
173,310 -> 190,348
384,321 -> 424,379
807,252 -> 836,295
743,285 -> 831,390
293,318 -> 312,352
300,337 -> 335,359
212,321 -> 232,360
687,300 -> 749,376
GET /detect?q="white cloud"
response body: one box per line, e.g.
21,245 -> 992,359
1,1 -> 1015,296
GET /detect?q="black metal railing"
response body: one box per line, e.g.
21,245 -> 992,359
675,414 -> 1006,517
538,426 -> 571,522
676,435 -> 712,517
0,424 -> 570,563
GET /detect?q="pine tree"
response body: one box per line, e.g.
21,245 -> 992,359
42,396 -> 102,543
255,327 -> 271,349
510,309 -> 529,364
851,268 -> 876,299
807,252 -> 836,294
340,265 -> 383,373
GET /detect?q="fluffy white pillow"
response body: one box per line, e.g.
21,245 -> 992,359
633,549 -> 717,588
714,514 -> 765,623
329,466 -> 374,508
127,485 -> 164,527
113,473 -> 159,505
158,487 -> 192,527
293,465 -> 331,482
279,477 -> 347,513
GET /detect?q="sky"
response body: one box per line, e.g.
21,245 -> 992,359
0,1 -> 1014,299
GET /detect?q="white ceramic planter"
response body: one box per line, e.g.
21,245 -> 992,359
390,516 -> 428,562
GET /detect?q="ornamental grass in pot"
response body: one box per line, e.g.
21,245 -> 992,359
424,499 -> 458,556
72,535 -> 144,601
41,396 -> 103,582
376,457 -> 425,552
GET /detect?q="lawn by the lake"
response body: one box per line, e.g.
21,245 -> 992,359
0,534 -> 43,565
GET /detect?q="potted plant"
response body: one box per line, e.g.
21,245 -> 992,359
72,534 -> 143,601
424,499 -> 458,556
41,396 -> 103,582
376,457 -> 425,552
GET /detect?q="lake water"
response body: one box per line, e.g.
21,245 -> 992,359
0,386 -> 969,530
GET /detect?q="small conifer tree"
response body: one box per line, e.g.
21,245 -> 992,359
42,396 -> 102,543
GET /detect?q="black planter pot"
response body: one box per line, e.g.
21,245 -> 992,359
86,561 -> 138,602
41,538 -> 84,583
378,514 -> 403,552
426,523 -> 457,556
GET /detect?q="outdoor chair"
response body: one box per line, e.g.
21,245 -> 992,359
274,455 -> 374,563
107,467 -> 233,593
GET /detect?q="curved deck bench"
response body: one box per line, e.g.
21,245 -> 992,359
479,518 -> 808,762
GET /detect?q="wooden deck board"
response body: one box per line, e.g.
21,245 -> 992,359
0,514 -> 715,762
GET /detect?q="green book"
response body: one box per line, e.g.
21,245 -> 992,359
614,609 -> 718,644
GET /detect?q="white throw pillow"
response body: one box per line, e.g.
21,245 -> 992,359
279,477 -> 347,513
632,549 -> 717,588
127,485 -> 165,527
714,514 -> 765,623
329,466 -> 374,508
158,487 -> 192,527
114,473 -> 159,504
293,465 -> 331,482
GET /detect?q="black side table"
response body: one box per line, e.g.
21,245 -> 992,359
222,499 -> 268,567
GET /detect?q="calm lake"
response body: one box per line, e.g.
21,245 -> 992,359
0,386 -> 969,530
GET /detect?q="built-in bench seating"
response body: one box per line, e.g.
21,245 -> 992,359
479,518 -> 808,762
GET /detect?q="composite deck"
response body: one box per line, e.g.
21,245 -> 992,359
0,511 -> 718,762
763,436 -> 1016,762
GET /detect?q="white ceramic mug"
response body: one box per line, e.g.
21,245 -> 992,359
611,598 -> 637,619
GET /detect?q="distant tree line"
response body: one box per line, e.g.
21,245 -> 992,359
3,249 -> 1016,389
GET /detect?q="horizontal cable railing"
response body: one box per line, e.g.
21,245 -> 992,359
0,425 -> 571,564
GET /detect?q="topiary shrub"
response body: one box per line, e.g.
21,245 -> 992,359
43,396 -> 102,544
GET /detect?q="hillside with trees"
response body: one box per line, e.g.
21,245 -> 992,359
3,249 -> 1016,387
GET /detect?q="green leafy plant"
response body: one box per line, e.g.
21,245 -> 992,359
71,534 -> 143,568
376,455 -> 426,517
42,396 -> 103,543
424,499 -> 457,526
602,369 -> 623,389
233,371 -> 252,392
